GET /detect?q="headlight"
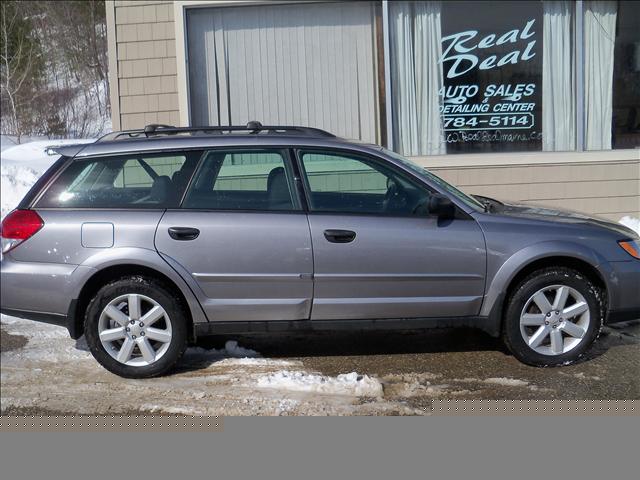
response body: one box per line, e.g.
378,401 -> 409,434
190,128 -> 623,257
618,239 -> 640,259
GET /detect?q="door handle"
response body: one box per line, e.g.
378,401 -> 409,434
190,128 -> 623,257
324,229 -> 356,243
168,227 -> 200,241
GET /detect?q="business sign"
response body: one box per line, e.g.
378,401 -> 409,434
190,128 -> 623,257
439,6 -> 543,151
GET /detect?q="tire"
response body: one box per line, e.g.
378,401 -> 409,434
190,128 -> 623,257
84,276 -> 189,378
502,267 -> 605,367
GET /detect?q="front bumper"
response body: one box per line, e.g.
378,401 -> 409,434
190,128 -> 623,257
606,307 -> 640,324
604,260 -> 640,324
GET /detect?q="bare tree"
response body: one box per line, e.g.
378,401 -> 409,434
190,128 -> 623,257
1,1 -> 109,140
0,1 -> 44,142
30,0 -> 109,137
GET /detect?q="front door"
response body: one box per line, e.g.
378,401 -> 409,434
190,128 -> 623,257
296,149 -> 487,320
155,149 -> 313,322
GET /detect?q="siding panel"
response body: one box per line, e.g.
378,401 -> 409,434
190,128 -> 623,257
114,1 -> 178,129
431,160 -> 640,218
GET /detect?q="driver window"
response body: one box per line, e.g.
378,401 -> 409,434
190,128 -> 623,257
299,150 -> 431,215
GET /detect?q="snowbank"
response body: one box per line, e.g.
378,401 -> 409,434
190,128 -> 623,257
1,165 -> 41,218
256,370 -> 384,397
619,216 -> 640,236
0,137 -> 94,218
1,137 -> 94,171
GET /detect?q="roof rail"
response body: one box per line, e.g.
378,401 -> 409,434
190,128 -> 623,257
97,121 -> 336,142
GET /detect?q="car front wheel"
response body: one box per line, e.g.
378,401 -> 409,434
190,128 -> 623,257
503,267 -> 605,367
84,276 -> 188,378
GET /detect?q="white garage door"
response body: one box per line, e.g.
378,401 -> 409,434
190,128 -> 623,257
186,2 -> 378,142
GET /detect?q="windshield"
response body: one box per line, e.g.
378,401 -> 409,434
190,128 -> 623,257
380,148 -> 485,211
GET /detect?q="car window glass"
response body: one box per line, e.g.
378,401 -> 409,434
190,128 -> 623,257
36,152 -> 199,208
182,150 -> 300,211
299,150 -> 432,215
113,156 -> 186,188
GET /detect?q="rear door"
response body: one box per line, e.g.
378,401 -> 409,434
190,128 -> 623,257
297,149 -> 487,321
155,149 -> 314,322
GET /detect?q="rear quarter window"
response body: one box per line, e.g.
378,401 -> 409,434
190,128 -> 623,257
35,151 -> 201,209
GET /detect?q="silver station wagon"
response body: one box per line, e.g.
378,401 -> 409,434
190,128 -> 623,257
1,123 -> 639,377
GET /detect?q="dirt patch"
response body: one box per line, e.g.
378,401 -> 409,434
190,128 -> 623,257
1,405 -> 194,416
0,323 -> 28,352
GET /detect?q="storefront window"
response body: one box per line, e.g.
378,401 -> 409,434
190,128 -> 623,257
390,1 -> 563,155
388,1 -> 639,156
439,1 -> 546,154
611,1 -> 640,149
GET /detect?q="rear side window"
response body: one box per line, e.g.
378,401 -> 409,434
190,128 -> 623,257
36,151 -> 201,208
182,150 -> 300,211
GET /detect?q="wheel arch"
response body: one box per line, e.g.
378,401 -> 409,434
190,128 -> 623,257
484,254 -> 609,336
69,261 -> 207,340
480,241 -> 613,336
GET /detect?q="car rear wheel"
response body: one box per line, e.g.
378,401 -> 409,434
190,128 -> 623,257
84,276 -> 188,378
502,267 -> 604,367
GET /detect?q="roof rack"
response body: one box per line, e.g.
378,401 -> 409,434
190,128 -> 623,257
97,121 -> 336,142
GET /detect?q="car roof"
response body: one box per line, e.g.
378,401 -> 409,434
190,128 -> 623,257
54,123 -> 384,159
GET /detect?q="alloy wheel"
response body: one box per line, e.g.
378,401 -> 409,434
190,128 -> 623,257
98,294 -> 173,366
519,285 -> 590,356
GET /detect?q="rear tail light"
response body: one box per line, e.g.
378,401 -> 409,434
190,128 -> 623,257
1,209 -> 44,254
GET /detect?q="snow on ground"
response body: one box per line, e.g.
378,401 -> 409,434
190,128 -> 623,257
1,137 -> 95,218
482,377 -> 529,387
619,216 -> 640,236
1,316 -> 391,415
256,370 -> 383,397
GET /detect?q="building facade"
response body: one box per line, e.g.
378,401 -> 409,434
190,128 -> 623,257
106,0 -> 640,221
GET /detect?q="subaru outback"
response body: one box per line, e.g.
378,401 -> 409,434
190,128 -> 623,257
1,123 -> 639,378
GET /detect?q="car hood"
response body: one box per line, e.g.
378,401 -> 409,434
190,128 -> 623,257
489,201 -> 637,238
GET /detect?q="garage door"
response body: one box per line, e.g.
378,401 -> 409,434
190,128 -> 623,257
186,2 -> 378,142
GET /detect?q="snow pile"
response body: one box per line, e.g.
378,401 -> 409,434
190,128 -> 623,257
1,138 -> 94,171
0,136 -> 17,152
0,137 -> 94,218
482,377 -> 529,387
1,165 -> 41,218
256,370 -> 383,397
619,216 -> 640,236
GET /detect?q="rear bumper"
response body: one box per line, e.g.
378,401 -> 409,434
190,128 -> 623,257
1,258 -> 78,314
1,256 -> 91,338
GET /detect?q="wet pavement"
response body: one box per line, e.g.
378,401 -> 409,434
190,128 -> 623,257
1,318 -> 638,416
215,321 -> 640,401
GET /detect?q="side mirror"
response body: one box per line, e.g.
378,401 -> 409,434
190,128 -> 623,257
428,193 -> 455,218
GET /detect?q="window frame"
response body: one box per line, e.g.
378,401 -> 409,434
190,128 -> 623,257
293,147 -> 439,218
178,147 -> 305,213
33,149 -> 203,211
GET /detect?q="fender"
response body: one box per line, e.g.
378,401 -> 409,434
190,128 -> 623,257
72,246 -> 209,325
480,240 -> 613,319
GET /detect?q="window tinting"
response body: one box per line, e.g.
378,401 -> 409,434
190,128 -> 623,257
182,150 -> 299,211
36,152 -> 200,208
299,150 -> 432,215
